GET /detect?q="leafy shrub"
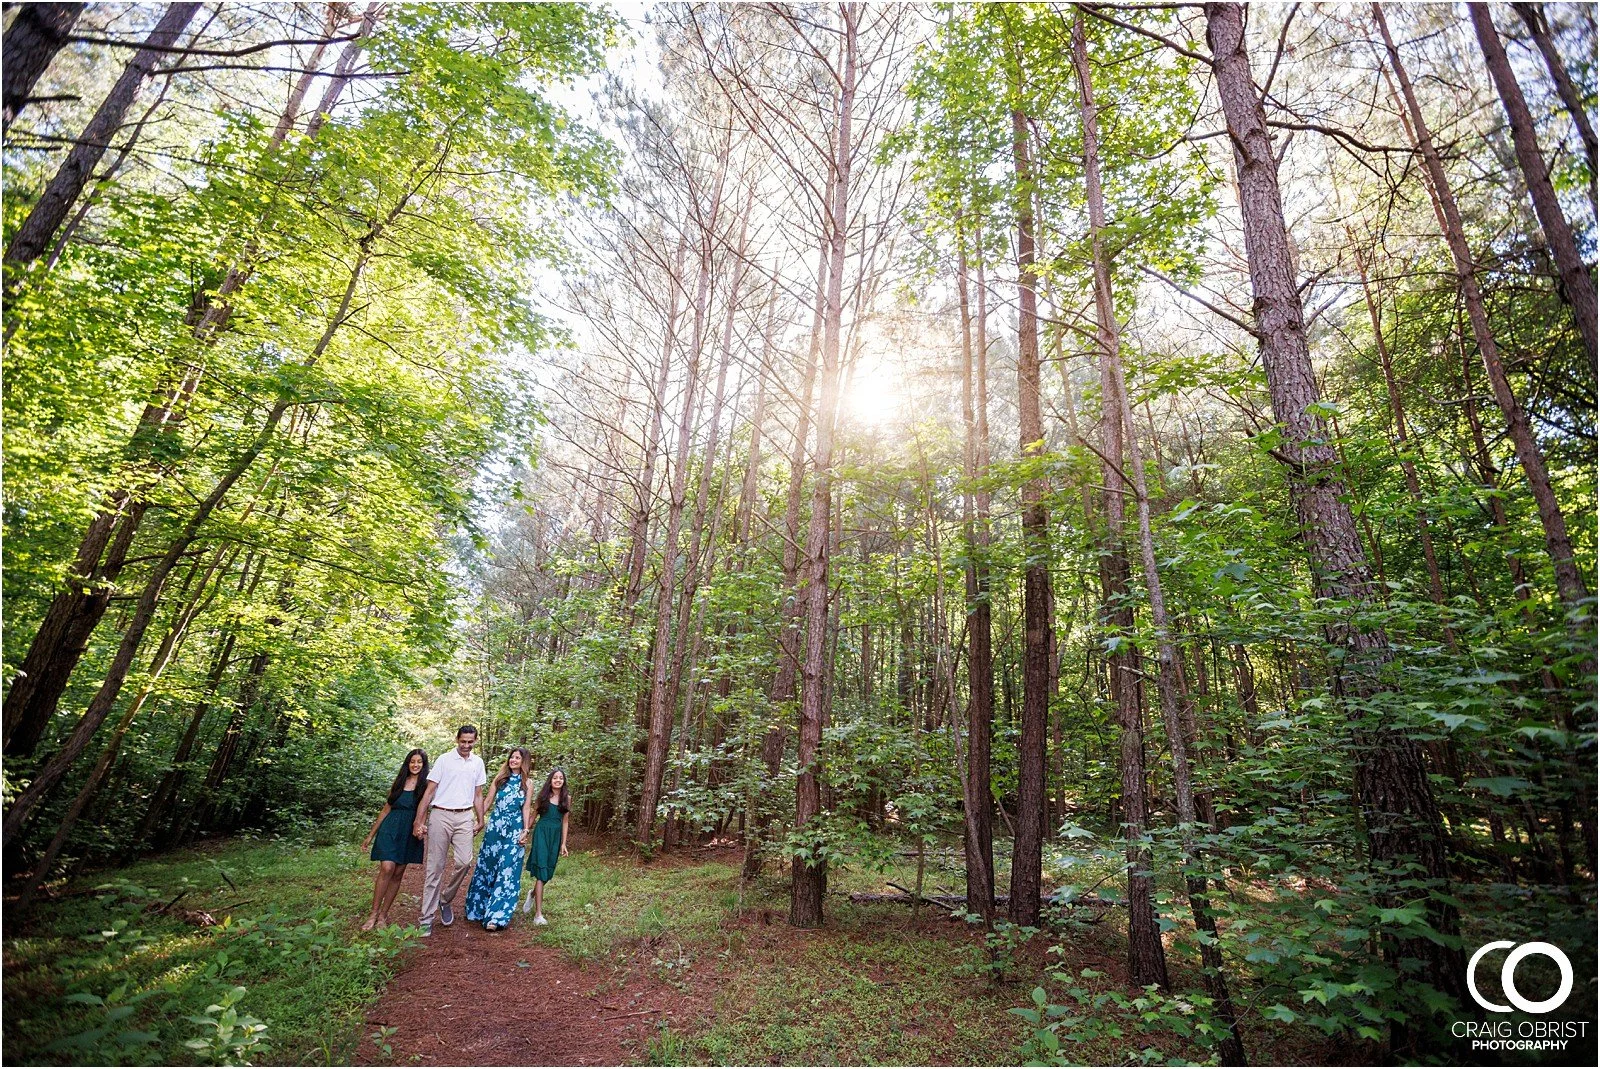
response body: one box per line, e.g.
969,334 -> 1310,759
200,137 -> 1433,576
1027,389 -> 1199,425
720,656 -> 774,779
183,986 -> 268,1066
1014,971 -> 1232,1067
957,915 -> 1040,985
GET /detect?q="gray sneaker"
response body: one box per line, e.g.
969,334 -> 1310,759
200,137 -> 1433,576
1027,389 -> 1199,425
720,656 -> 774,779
419,923 -> 432,937
440,902 -> 454,927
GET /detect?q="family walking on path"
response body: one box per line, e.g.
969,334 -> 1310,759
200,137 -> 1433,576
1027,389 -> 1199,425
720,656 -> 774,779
362,725 -> 570,934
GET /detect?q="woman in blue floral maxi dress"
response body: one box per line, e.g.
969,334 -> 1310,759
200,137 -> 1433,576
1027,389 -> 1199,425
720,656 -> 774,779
464,747 -> 533,931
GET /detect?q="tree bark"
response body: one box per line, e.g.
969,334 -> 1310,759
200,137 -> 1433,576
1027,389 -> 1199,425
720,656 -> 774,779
1006,56 -> 1051,932
1209,4 -> 1466,1032
957,224 -> 994,922
789,4 -> 856,929
2,3 -> 86,129
5,3 -> 200,269
1471,4 -> 1598,359
744,212 -> 828,881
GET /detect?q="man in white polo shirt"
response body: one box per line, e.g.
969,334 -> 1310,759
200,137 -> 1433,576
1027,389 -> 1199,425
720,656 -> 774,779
412,724 -> 487,935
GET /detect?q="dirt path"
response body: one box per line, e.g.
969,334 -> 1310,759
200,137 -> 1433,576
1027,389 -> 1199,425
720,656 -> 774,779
361,836 -> 680,1066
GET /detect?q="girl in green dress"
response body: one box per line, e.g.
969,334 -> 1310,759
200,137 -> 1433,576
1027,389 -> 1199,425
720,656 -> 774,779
522,768 -> 570,924
360,749 -> 429,930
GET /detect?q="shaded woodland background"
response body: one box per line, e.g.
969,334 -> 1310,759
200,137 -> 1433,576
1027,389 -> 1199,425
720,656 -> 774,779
3,2 -> 1595,1061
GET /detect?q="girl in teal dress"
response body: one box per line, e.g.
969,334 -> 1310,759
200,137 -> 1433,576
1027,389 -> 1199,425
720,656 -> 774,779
464,747 -> 533,931
360,749 -> 429,930
522,768 -> 570,925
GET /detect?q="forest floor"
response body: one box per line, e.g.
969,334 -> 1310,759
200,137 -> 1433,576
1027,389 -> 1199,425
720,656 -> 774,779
361,830 -> 1042,1066
4,827 -> 1364,1066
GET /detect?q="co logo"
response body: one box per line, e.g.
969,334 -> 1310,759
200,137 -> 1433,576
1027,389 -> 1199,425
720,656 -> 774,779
1468,942 -> 1573,1014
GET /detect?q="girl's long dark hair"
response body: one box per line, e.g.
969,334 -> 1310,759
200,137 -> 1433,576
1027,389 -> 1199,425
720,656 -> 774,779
388,749 -> 429,806
536,769 -> 570,815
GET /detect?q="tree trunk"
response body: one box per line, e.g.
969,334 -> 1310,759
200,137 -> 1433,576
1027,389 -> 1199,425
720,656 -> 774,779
184,649 -> 273,839
736,283 -> 778,545
744,216 -> 828,881
15,545 -> 236,907
5,3 -> 200,268
3,236 -> 375,844
605,241 -> 687,835
790,4 -> 856,929
1072,18 -> 1242,1055
302,3 -> 380,141
1471,4 -> 1598,359
637,153 -> 727,851
1,25 -> 357,756
1513,2 -> 1597,206
2,3 -> 86,129
135,631 -> 236,850
1375,4 -> 1589,615
663,209 -> 749,846
1080,21 -> 1168,995
1209,4 -> 1466,1033
1007,67 -> 1051,932
957,225 -> 994,921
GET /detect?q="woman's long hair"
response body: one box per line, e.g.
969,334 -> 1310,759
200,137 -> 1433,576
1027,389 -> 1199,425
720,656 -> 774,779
388,749 -> 429,806
492,747 -> 532,796
536,768 -> 570,815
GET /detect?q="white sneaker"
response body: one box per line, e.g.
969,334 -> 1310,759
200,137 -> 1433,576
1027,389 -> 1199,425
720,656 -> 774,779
522,890 -> 534,914
534,914 -> 547,925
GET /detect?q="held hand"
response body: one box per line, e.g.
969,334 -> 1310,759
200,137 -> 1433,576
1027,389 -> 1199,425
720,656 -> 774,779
517,831 -> 529,846
474,817 -> 485,835
413,822 -> 427,839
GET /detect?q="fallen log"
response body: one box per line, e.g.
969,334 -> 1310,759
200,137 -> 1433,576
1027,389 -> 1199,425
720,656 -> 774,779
844,888 -> 1125,911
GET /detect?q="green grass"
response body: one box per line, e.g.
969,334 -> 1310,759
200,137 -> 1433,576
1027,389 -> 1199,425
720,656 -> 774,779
3,831 -> 415,1066
5,830 -> 1228,1066
525,849 -> 746,963
684,911 -> 1034,1066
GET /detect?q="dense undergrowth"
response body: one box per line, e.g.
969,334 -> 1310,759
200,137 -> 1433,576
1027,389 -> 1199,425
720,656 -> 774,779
3,826 -> 411,1066
8,815 -> 1598,1067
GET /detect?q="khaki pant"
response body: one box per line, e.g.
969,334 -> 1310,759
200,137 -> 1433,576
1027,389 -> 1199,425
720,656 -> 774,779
420,807 -> 475,925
